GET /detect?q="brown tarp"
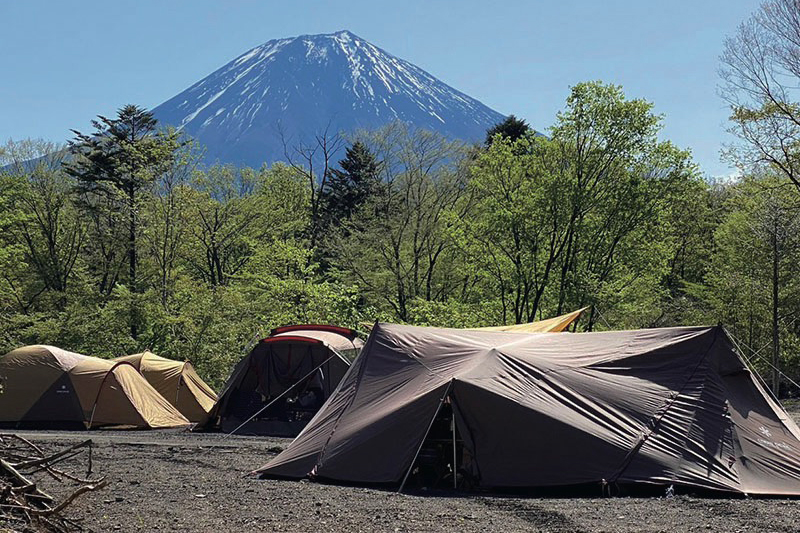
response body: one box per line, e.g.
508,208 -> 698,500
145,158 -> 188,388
0,345 -> 190,429
258,323 -> 800,496
471,307 -> 587,333
114,351 -> 218,424
208,325 -> 363,435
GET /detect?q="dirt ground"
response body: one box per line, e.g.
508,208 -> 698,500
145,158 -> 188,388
1,428 -> 797,533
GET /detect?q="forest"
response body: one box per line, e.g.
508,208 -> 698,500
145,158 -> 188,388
2,4 -> 800,395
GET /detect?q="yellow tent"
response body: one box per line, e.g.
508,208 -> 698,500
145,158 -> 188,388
472,308 -> 588,333
114,351 -> 217,424
0,345 -> 190,429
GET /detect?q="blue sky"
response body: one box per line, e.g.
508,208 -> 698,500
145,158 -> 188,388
1,0 -> 759,178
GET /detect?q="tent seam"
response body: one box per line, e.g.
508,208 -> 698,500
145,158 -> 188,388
609,327 -> 720,484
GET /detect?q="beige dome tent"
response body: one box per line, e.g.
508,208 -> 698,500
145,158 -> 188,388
114,351 -> 217,424
260,323 -> 800,496
0,345 -> 190,430
209,325 -> 363,436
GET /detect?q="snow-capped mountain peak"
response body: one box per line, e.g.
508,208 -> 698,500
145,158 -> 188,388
151,30 -> 505,167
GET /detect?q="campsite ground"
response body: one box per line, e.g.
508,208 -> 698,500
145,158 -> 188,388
8,423 -> 799,533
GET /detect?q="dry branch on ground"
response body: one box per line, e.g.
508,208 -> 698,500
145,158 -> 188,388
0,435 -> 107,532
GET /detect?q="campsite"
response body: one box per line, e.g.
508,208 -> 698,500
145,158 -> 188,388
6,0 -> 800,531
4,317 -> 800,531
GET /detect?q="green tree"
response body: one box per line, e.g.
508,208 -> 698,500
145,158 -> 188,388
704,175 -> 800,394
458,82 -> 695,328
720,0 -> 800,192
1,141 -> 86,301
65,105 -> 182,336
485,115 -> 531,145
334,123 -> 473,321
184,163 -> 308,287
320,141 -> 383,231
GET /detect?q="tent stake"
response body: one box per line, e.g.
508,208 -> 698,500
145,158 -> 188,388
398,380 -> 453,494
226,351 -> 340,438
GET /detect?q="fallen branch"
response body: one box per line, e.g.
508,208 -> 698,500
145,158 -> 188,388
0,435 -> 107,532
14,440 -> 93,469
33,479 -> 109,517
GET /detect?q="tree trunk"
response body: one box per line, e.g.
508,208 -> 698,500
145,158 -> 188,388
129,188 -> 138,339
772,232 -> 780,396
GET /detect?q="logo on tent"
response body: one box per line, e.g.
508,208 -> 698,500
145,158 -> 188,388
56,385 -> 70,394
759,426 -> 772,438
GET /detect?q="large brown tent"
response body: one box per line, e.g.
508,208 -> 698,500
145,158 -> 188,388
259,323 -> 800,496
209,325 -> 363,436
0,345 -> 190,429
114,351 -> 218,424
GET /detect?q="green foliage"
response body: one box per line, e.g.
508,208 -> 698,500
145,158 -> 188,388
459,82 -> 697,329
331,123 -> 474,321
320,141 -> 383,228
485,114 -> 531,145
700,175 -> 800,391
3,84 -> 799,396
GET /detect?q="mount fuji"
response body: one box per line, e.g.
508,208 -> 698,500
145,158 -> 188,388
151,30 -> 506,168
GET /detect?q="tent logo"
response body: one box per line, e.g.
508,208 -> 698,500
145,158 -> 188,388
56,385 -> 70,394
759,426 -> 772,438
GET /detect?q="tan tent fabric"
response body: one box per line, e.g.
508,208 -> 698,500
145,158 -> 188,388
208,325 -> 363,436
258,323 -> 800,496
360,308 -> 586,334
472,307 -> 587,333
114,351 -> 217,423
0,345 -> 190,429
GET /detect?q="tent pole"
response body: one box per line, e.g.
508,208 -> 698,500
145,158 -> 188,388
225,351 -> 341,438
88,404 -> 97,429
398,380 -> 453,494
452,415 -> 457,490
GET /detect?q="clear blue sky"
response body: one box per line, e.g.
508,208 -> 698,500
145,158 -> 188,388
1,0 -> 760,178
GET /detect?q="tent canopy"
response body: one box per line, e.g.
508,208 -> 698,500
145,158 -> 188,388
360,308 -> 586,334
471,307 -> 587,333
114,351 -> 217,424
0,345 -> 190,429
209,325 -> 363,436
259,323 -> 800,496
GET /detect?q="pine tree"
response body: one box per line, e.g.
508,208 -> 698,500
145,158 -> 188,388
485,114 -> 531,145
320,141 -> 382,229
64,104 -> 181,337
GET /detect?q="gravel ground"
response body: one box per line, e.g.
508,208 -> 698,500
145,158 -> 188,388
3,427 -> 798,533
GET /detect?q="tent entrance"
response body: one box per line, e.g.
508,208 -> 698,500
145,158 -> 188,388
220,343 -> 336,436
401,394 -> 469,491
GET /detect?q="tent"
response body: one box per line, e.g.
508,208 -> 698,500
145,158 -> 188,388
258,323 -> 800,496
361,308 -> 587,334
0,345 -> 190,429
113,351 -> 218,424
209,325 -> 364,436
470,307 -> 587,333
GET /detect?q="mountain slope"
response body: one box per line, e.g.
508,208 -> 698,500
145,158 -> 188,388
151,30 -> 505,167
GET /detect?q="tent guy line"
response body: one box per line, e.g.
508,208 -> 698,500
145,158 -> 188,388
225,350 -> 341,438
725,326 -> 800,394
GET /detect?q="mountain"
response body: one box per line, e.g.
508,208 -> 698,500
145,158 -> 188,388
151,30 -> 505,168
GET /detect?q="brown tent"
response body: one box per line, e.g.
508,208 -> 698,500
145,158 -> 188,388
0,345 -> 190,429
209,325 -> 363,436
470,307 -> 587,333
113,351 -> 217,424
258,323 -> 800,496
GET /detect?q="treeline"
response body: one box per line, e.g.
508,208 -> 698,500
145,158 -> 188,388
1,80 -> 799,393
